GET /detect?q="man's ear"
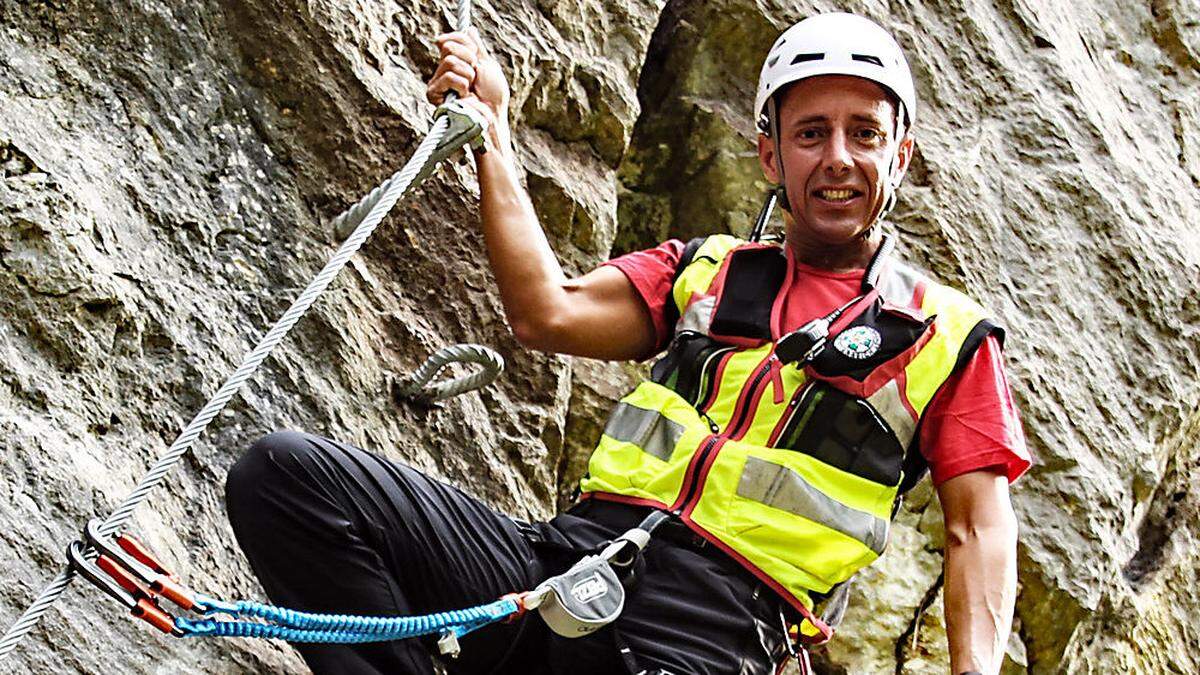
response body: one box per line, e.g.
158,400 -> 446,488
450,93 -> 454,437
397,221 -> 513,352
891,132 -> 916,185
757,133 -> 780,184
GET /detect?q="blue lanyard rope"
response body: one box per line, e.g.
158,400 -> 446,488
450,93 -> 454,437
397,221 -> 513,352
174,596 -> 519,643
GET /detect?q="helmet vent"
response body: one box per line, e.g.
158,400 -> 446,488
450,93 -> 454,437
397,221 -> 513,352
767,55 -> 780,68
851,54 -> 884,66
790,52 -> 824,64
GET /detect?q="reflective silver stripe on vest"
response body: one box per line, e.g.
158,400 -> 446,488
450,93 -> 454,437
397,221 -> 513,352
865,379 -> 916,449
677,295 -> 716,335
737,456 -> 889,554
602,403 -> 685,462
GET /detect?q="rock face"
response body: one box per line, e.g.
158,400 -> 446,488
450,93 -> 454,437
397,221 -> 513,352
0,1 -> 1196,674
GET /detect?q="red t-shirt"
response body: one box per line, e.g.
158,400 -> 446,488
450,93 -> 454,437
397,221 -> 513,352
604,239 -> 1030,487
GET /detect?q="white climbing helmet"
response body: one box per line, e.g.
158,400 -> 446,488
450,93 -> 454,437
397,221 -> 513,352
754,13 -> 917,136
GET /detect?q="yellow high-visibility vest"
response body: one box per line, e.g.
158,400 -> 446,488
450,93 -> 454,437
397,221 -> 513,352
580,235 -> 1000,642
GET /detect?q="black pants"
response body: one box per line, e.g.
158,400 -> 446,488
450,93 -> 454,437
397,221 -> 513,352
225,431 -> 788,675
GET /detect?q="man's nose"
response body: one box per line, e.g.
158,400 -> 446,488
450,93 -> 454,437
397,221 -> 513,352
822,131 -> 853,175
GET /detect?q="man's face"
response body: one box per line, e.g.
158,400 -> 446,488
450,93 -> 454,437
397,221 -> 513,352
758,75 -> 914,246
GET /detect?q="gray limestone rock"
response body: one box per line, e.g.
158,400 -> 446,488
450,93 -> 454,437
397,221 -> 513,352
1,0 -> 1197,673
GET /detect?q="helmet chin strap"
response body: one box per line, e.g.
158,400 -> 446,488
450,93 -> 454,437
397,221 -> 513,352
750,96 -> 790,243
748,186 -> 778,243
876,103 -> 909,222
873,165 -> 898,225
768,96 -> 791,213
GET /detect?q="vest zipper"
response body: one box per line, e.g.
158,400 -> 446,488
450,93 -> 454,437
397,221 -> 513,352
696,348 -> 735,411
674,351 -> 777,516
766,380 -> 816,447
671,435 -> 723,514
724,353 -> 777,441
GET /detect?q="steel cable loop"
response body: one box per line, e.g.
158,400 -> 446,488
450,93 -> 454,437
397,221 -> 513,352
397,343 -> 504,403
0,101 -> 467,658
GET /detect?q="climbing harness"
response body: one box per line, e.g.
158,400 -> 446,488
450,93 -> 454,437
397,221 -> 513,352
0,0 -> 507,661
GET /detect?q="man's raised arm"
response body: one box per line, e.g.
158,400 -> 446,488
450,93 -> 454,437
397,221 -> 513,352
427,30 -> 656,361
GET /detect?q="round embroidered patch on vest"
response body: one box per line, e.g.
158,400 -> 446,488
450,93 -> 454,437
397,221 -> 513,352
834,326 -> 882,360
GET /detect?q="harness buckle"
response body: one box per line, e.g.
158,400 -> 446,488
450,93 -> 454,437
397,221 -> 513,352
778,608 -> 800,659
775,609 -> 817,674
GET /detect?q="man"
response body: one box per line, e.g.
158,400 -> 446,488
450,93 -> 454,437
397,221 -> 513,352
224,13 -> 1030,675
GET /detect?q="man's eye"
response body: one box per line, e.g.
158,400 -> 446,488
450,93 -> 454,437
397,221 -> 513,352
798,129 -> 822,140
857,129 -> 883,142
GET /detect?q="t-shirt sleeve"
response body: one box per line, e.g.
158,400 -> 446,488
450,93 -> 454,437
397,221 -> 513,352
601,239 -> 686,356
918,334 -> 1032,486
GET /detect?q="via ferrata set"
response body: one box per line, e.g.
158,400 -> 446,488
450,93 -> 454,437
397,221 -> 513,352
65,513 -> 665,657
3,1 -> 864,668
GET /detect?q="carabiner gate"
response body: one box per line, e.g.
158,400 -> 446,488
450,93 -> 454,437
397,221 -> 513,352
66,540 -> 182,636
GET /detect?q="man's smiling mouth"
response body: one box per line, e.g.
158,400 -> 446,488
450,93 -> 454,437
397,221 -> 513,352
814,188 -> 862,202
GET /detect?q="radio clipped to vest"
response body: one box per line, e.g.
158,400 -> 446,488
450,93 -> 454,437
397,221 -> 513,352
776,298 -> 852,367
776,235 -> 896,368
